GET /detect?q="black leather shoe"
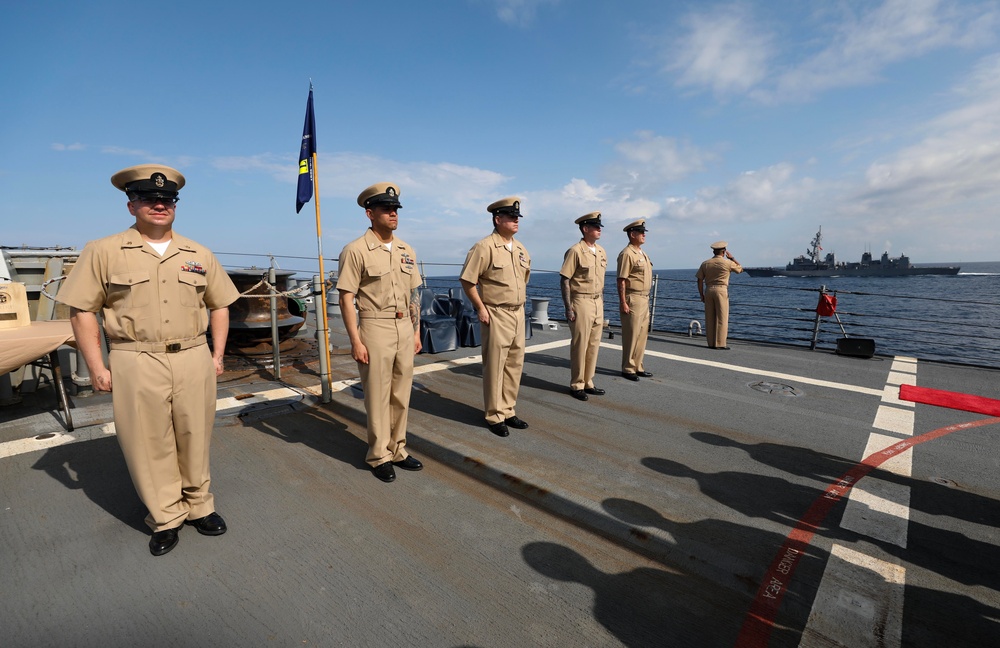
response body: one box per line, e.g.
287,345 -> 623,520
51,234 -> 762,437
637,371 -> 653,377
393,455 -> 423,471
622,372 -> 639,381
570,389 -> 589,401
584,387 -> 605,395
505,416 -> 529,429
149,527 -> 180,556
372,462 -> 396,482
185,512 -> 227,536
717,346 -> 731,350
488,421 -> 510,437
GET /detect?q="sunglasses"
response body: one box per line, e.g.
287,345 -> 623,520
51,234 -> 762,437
131,195 -> 179,207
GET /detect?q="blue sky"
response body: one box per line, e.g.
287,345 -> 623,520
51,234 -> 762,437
3,0 -> 999,274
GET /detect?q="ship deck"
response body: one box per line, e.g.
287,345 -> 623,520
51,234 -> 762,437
2,316 -> 999,647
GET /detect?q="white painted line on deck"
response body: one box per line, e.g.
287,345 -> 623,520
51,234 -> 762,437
890,357 -> 918,374
804,357 -> 916,646
0,384 -> 315,459
799,544 -> 905,648
215,386 -> 303,414
880,385 -> 913,408
301,339 -> 574,397
841,480 -> 912,548
860,433 -> 914,477
886,371 -> 917,387
872,407 -> 916,435
599,342 -> 884,397
0,422 -> 117,459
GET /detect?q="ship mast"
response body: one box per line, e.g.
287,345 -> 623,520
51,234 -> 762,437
808,227 -> 822,263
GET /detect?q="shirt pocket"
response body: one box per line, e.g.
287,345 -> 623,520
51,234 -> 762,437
178,271 -> 208,307
361,263 -> 390,295
108,271 -> 151,309
488,258 -> 509,281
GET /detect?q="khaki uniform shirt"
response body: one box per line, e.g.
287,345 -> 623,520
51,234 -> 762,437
460,232 -> 531,307
57,227 -> 239,341
560,241 -> 607,295
696,257 -> 743,286
336,229 -> 421,313
616,245 -> 652,293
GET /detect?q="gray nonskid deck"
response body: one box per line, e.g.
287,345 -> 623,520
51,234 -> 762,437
2,325 -> 998,647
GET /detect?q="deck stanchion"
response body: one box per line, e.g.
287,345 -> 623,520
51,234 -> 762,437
650,274 -> 659,329
810,285 -> 826,350
269,264 -> 281,380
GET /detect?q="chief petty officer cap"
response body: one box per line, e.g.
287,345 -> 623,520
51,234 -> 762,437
711,240 -> 728,250
575,211 -> 602,228
111,164 -> 185,198
357,182 -> 402,209
623,219 -> 647,233
487,196 -> 522,217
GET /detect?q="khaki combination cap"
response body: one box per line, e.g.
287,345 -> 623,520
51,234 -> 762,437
111,164 -> 185,196
487,196 -> 522,217
357,182 -> 402,209
711,240 -> 728,250
575,211 -> 602,228
623,219 -> 647,233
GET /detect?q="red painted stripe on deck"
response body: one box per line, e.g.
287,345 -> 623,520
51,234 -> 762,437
900,384 -> 1000,416
735,416 -> 1000,647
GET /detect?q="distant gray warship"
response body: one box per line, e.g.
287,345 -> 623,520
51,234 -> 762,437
744,227 -> 960,278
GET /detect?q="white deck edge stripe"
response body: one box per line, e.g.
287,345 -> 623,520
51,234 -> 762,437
806,357 -> 915,646
799,543 -> 905,648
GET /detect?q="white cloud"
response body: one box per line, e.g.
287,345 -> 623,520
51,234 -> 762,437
667,3 -> 774,97
855,53 -> 1000,219
486,0 -> 560,27
766,0 -> 998,102
101,145 -> 153,158
661,162 -> 815,223
665,0 -> 997,103
604,131 -> 716,195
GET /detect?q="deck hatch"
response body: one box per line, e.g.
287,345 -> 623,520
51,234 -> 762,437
749,381 -> 802,396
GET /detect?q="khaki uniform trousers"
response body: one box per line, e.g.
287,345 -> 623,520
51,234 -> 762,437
569,294 -> 603,390
621,293 -> 649,374
481,305 -> 525,424
704,285 -> 731,348
358,318 -> 414,467
109,344 -> 216,532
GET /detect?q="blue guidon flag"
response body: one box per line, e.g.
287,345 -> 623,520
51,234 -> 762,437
296,85 -> 317,213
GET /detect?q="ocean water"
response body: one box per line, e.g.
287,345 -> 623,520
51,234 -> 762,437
426,261 -> 1000,369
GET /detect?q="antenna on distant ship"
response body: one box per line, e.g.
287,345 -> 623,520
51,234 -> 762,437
809,227 -> 823,263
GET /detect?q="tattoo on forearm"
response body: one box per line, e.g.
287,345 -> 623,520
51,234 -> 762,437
560,277 -> 572,311
410,288 -> 421,330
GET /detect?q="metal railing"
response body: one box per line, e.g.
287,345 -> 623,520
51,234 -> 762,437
212,253 -> 1000,370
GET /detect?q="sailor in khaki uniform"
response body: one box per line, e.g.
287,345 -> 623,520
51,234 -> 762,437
336,183 -> 424,483
696,241 -> 743,350
460,197 -> 531,437
57,164 -> 240,557
560,212 -> 607,401
616,219 -> 653,381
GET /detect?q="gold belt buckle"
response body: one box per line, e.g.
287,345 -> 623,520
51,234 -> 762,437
395,311 -> 404,319
165,342 -> 182,353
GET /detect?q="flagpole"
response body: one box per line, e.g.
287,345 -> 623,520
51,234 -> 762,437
312,149 -> 334,402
